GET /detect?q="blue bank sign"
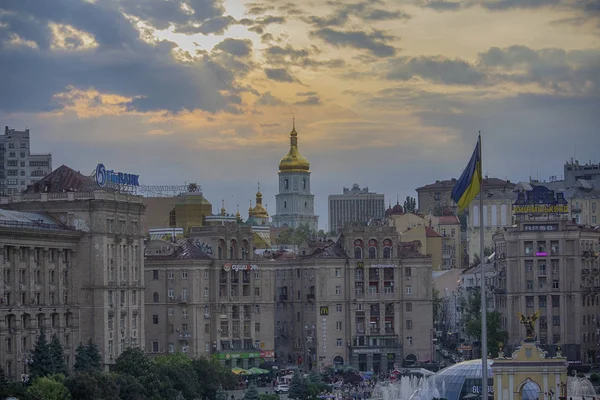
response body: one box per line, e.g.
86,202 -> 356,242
95,163 -> 140,187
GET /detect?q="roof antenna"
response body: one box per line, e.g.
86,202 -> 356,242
258,181 -> 260,193
292,115 -> 296,130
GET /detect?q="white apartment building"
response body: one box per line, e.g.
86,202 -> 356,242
0,126 -> 52,196
328,184 -> 385,232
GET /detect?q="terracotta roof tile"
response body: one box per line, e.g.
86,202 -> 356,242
425,226 -> 442,237
438,215 -> 460,225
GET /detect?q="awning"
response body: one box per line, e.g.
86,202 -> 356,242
231,368 -> 252,375
248,367 -> 269,375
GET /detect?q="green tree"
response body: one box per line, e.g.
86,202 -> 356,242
215,385 -> 228,400
49,333 -> 68,375
461,287 -> 508,357
403,196 -> 417,213
243,383 -> 260,400
26,375 -> 71,400
154,353 -> 200,400
64,372 -> 120,400
276,228 -> 294,246
30,329 -> 54,380
288,372 -> 309,400
0,365 -> 8,397
74,340 -> 102,374
191,356 -> 237,400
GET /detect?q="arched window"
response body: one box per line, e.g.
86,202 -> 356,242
383,247 -> 392,259
229,246 -> 235,260
284,201 -> 287,209
491,205 -> 498,226
302,179 -> 306,189
153,292 -> 159,303
241,247 -> 246,260
368,247 -> 377,259
304,202 -> 307,209
284,179 -> 289,189
354,247 -> 363,259
472,205 -> 480,227
218,246 -> 223,260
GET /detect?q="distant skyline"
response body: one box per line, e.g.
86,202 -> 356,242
1,0 -> 598,230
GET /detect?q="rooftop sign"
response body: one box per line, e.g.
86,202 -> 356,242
96,163 -> 140,188
513,185 -> 568,215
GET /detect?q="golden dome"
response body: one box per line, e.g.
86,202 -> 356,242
278,120 -> 310,173
249,183 -> 269,219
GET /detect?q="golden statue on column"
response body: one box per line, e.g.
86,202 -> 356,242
518,310 -> 540,341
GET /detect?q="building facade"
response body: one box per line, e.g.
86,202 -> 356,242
0,126 -> 52,196
0,209 -> 82,380
328,184 -> 385,232
492,185 -> 600,362
564,159 -> 600,187
416,178 -> 514,216
272,124 -> 318,231
2,165 -> 146,369
430,215 -> 462,270
144,225 -> 276,367
275,226 -> 434,372
467,191 -> 515,263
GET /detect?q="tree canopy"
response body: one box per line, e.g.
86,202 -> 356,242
461,287 -> 508,357
403,196 -> 417,214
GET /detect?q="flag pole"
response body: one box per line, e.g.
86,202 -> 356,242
479,131 -> 488,400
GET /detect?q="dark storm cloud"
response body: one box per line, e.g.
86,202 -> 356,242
303,1 -> 410,29
480,0 -> 561,10
378,46 -> 600,91
264,68 -> 298,82
384,56 -> 486,85
214,38 -> 253,57
0,0 -> 244,113
120,0 -> 227,31
263,44 -> 346,69
310,28 -> 397,58
420,0 -> 565,11
294,96 -> 321,105
175,16 -> 237,35
421,1 -> 463,11
477,46 -> 600,94
255,91 -> 287,106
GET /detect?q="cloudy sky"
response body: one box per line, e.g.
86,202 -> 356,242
1,0 -> 599,229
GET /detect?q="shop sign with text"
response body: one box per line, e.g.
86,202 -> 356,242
223,263 -> 258,272
219,351 -> 260,360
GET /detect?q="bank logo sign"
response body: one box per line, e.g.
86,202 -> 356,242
96,163 -> 140,188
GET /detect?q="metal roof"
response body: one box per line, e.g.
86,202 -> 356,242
0,209 -> 64,230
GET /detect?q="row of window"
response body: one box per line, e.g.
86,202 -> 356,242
2,142 -> 28,149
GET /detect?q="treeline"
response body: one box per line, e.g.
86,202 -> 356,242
0,329 -> 238,400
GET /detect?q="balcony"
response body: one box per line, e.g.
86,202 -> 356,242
306,294 -> 315,301
369,328 -> 381,334
385,328 -> 395,334
279,294 -> 288,301
178,331 -> 192,340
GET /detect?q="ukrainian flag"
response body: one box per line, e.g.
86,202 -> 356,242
451,137 -> 482,212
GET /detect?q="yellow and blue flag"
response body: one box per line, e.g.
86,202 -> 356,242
451,137 -> 482,212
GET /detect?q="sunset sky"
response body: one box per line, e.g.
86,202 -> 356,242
1,0 -> 599,229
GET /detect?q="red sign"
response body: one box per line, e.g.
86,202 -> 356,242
260,350 -> 275,358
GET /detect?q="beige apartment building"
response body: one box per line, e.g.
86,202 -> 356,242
492,185 -> 600,363
467,191 -> 515,263
1,165 -> 146,370
144,225 -> 276,367
275,225 -> 434,372
0,210 -> 81,380
416,178 -> 514,216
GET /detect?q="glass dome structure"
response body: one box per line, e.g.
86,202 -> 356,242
431,359 -> 493,400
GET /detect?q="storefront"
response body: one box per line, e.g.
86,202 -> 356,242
217,350 -> 275,369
